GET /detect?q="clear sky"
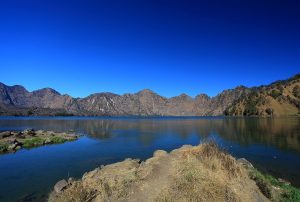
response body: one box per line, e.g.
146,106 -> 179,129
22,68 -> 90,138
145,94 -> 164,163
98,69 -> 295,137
0,0 -> 299,98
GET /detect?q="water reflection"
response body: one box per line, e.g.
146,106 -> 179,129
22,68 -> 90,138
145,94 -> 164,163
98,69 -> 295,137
1,117 -> 299,153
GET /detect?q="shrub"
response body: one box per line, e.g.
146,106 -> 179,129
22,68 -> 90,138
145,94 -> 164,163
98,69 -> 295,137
269,89 -> 282,99
265,108 -> 273,116
292,85 -> 300,99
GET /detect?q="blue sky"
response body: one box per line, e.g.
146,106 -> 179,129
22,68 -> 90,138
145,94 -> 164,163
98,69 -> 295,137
0,0 -> 299,98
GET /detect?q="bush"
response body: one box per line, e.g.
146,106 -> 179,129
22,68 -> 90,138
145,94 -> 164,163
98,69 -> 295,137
0,143 -> 9,152
265,108 -> 273,115
269,89 -> 282,99
243,101 -> 257,116
292,85 -> 300,99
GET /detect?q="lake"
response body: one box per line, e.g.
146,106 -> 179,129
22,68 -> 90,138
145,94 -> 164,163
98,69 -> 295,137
0,116 -> 299,202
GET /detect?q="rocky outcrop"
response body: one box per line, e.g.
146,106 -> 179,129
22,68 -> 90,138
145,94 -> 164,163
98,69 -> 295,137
48,143 -> 274,202
0,73 -> 299,116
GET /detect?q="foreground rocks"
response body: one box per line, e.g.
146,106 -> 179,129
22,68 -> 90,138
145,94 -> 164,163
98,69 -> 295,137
48,143 -> 300,202
0,129 -> 79,153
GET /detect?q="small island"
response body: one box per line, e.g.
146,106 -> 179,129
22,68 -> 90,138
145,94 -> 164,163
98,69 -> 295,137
0,129 -> 79,153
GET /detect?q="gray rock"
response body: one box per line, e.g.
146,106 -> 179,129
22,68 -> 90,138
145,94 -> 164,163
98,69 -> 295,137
68,177 -> 75,185
44,138 -> 52,144
54,179 -> 68,193
0,131 -> 12,139
278,178 -> 291,185
8,144 -> 17,151
237,158 -> 254,168
24,129 -> 36,136
15,146 -> 22,150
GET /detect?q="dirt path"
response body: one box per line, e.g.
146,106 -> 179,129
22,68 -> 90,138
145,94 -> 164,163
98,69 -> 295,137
126,152 -> 177,202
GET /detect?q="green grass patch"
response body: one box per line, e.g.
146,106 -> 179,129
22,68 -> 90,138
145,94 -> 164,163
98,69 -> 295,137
21,137 -> 45,148
0,142 -> 9,152
49,136 -> 67,144
249,168 -> 300,202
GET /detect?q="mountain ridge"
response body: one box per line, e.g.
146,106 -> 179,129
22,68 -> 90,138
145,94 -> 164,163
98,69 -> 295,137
0,74 -> 299,116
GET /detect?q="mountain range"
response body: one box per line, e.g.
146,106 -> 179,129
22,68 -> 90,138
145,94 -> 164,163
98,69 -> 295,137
0,74 -> 299,116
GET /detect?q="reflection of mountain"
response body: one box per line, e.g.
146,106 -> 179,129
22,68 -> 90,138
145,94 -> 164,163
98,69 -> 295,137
216,118 -> 300,153
1,118 -> 299,153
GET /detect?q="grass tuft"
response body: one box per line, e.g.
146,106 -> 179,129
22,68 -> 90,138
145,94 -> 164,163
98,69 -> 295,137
21,137 -> 44,148
249,168 -> 300,202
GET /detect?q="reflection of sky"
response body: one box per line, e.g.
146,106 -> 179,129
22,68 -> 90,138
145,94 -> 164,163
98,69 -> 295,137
0,117 -> 300,202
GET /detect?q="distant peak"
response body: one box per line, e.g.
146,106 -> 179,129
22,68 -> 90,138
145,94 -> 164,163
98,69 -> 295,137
178,93 -> 191,98
137,89 -> 156,94
171,93 -> 193,100
33,88 -> 61,95
195,93 -> 210,99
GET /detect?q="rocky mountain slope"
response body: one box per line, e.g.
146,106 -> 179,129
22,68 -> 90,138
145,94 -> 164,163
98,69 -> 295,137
225,74 -> 300,116
0,74 -> 299,116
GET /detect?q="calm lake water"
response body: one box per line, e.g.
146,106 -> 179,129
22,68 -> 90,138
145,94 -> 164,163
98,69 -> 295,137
0,116 -> 300,202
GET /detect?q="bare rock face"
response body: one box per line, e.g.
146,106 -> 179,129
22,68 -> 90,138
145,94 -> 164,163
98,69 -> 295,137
0,74 -> 299,116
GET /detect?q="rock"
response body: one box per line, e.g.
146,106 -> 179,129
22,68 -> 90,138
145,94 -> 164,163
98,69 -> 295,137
181,144 -> 193,149
154,150 -> 168,157
237,158 -> 254,168
68,177 -> 75,185
278,178 -> 291,185
24,129 -> 36,136
15,146 -> 22,150
8,143 -> 17,151
35,130 -> 44,135
54,179 -> 68,193
44,138 -> 52,144
7,138 -> 17,144
0,131 -> 12,139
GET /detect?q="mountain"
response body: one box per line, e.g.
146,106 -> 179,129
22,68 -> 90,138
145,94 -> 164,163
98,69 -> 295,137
0,74 -> 299,116
225,74 -> 300,116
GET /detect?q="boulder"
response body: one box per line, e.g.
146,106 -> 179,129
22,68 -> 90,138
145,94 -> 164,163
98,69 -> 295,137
237,158 -> 254,168
44,138 -> 52,144
0,131 -> 12,139
54,179 -> 68,193
68,177 -> 75,185
8,144 -> 17,151
153,150 -> 167,157
278,178 -> 291,185
24,129 -> 36,136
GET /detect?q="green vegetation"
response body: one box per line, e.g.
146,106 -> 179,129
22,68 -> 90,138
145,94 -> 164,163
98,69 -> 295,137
269,89 -> 282,99
292,85 -> 300,99
49,136 -> 67,144
249,168 -> 300,202
21,137 -> 45,148
265,108 -> 273,115
20,136 -> 70,148
0,142 -> 9,152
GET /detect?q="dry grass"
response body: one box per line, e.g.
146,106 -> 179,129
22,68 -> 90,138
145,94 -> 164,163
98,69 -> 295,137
156,142 -> 252,202
181,141 -> 243,177
49,143 -> 269,202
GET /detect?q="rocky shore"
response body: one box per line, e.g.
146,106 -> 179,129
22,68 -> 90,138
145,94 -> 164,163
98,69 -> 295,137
48,143 -> 300,202
0,129 -> 79,153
